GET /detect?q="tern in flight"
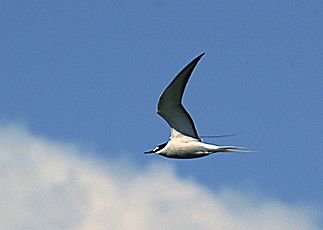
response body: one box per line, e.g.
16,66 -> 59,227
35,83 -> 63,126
145,53 -> 246,159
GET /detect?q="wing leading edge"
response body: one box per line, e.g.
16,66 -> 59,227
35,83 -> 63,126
157,53 -> 205,140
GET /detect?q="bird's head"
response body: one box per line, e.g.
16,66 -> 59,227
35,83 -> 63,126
144,142 -> 167,154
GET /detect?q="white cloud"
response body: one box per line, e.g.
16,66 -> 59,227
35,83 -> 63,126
0,125 -> 320,230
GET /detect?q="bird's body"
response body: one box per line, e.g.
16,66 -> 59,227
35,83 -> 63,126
145,53 -> 245,159
156,129 -> 209,159
154,129 -> 242,159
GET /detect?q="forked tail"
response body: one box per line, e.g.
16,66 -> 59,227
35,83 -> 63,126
216,146 -> 252,153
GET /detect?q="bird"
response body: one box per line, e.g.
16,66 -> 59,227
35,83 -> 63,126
145,53 -> 246,159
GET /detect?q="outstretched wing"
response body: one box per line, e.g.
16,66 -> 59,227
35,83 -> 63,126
157,53 -> 205,140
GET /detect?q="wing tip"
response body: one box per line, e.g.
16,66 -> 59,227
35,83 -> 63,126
189,52 -> 205,66
196,52 -> 205,60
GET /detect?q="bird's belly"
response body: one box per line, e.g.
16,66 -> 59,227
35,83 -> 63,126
160,142 -> 211,159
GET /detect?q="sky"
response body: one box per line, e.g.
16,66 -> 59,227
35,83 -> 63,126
0,0 -> 322,229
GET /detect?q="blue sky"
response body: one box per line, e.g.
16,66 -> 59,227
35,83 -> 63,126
1,0 -> 322,228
